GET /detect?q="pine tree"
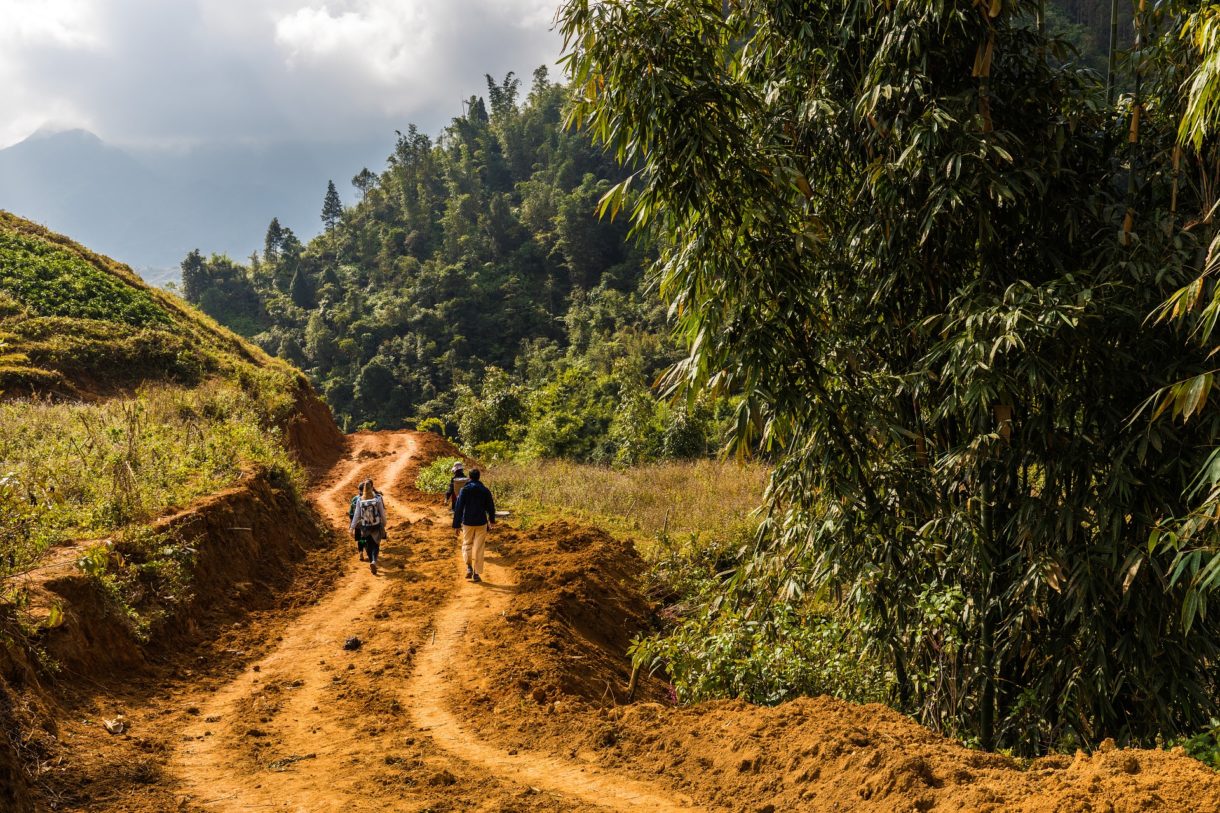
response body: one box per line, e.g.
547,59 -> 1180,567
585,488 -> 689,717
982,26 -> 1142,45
179,249 -> 206,304
263,218 -> 283,263
289,266 -> 315,310
321,181 -> 343,233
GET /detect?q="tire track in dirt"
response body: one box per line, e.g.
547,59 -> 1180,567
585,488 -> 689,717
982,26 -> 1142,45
406,553 -> 704,813
169,430 -> 699,813
172,432 -> 422,812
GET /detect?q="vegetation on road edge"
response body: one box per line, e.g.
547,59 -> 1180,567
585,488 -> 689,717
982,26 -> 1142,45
0,380 -> 304,581
489,458 -> 887,707
560,0 -> 1220,754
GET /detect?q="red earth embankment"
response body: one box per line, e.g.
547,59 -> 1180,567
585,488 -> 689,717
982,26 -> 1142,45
450,519 -> 1220,813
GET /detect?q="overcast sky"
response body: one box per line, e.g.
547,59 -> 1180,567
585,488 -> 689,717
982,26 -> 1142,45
0,0 -> 564,149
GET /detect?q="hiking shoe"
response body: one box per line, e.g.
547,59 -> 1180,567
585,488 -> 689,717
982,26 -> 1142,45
370,561 -> 377,575
472,573 -> 482,583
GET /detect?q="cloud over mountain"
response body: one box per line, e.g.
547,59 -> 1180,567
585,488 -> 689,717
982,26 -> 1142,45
0,0 -> 562,148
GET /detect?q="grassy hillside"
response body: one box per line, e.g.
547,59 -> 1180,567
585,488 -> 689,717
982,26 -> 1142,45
0,210 -> 282,395
0,211 -> 333,582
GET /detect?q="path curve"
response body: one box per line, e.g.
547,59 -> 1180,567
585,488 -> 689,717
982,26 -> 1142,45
170,429 -> 701,812
406,556 -> 704,812
172,432 -> 419,812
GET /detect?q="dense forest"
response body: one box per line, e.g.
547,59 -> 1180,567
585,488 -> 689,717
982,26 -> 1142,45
180,68 -> 723,463
560,0 -> 1220,756
179,0 -> 1121,463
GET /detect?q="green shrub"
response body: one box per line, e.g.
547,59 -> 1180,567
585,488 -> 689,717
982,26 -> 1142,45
1174,722 -> 1220,770
416,416 -> 448,437
633,529 -> 892,706
0,472 -> 66,578
77,527 -> 196,641
416,456 -> 464,494
633,603 -> 891,706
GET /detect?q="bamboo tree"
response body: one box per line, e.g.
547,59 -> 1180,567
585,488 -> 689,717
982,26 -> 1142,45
562,0 -> 1220,752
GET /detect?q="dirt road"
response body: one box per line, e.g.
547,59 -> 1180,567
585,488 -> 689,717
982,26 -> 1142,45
38,429 -> 1220,813
168,430 -> 698,812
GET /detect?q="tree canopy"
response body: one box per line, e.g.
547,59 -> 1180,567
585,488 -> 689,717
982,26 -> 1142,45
180,70 -> 723,461
560,0 -> 1220,752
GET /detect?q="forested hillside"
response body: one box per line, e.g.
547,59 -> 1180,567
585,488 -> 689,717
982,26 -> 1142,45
181,69 -> 720,462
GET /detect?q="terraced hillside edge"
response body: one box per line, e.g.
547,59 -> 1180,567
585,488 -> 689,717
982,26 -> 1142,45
0,211 -> 345,808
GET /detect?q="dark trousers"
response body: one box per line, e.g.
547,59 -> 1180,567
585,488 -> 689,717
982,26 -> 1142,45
356,523 -> 383,562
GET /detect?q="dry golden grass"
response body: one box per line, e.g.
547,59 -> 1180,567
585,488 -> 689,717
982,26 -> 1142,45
487,458 -> 768,548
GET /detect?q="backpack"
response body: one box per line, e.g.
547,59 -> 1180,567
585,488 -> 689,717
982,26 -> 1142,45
357,497 -> 380,527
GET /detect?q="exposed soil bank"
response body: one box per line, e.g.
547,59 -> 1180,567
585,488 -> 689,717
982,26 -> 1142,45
0,387 -> 344,810
5,428 -> 1220,812
446,515 -> 1220,813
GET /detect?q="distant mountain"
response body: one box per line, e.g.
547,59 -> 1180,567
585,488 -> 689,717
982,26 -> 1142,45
0,128 -> 388,285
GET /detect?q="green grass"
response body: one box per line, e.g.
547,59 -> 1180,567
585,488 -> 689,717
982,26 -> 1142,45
0,229 -> 171,326
487,458 -> 768,551
0,381 -> 303,578
417,456 -> 464,494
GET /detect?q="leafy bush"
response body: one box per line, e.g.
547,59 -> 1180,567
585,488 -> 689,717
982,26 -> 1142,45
0,472 -> 66,579
633,601 -> 891,706
415,417 -> 448,437
77,527 -> 196,641
416,456 -> 464,494
1174,722 -> 1220,770
633,528 -> 892,706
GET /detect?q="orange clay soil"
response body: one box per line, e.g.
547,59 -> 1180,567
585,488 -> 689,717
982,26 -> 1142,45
26,430 -> 1220,813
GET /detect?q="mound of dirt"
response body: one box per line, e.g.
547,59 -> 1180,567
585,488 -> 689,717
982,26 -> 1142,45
471,521 -> 667,708
443,520 -> 671,773
592,697 -> 1220,813
450,520 -> 1220,813
283,379 -> 344,473
38,469 -> 337,677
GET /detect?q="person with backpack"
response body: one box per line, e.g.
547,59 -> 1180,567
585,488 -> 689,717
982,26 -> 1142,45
349,480 -> 387,574
452,468 -> 495,583
445,462 -> 468,535
347,479 -> 372,560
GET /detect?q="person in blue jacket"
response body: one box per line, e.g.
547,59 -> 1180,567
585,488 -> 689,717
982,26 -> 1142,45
452,469 -> 495,583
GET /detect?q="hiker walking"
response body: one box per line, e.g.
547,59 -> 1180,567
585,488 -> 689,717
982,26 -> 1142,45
348,479 -> 373,560
445,462 -> 468,535
350,480 -> 387,575
452,469 -> 495,583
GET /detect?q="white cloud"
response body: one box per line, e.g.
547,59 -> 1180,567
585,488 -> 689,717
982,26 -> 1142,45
0,0 -> 563,148
0,0 -> 105,145
275,2 -> 433,94
0,0 -> 103,48
272,0 -> 561,115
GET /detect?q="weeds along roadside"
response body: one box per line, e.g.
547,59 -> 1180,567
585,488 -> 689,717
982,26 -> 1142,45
0,378 -> 305,637
418,456 -> 891,708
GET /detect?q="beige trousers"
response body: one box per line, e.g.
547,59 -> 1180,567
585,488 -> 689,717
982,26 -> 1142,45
461,524 -> 488,575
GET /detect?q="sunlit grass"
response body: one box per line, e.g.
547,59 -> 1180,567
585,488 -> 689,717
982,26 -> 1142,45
487,458 -> 768,551
0,381 -> 303,577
